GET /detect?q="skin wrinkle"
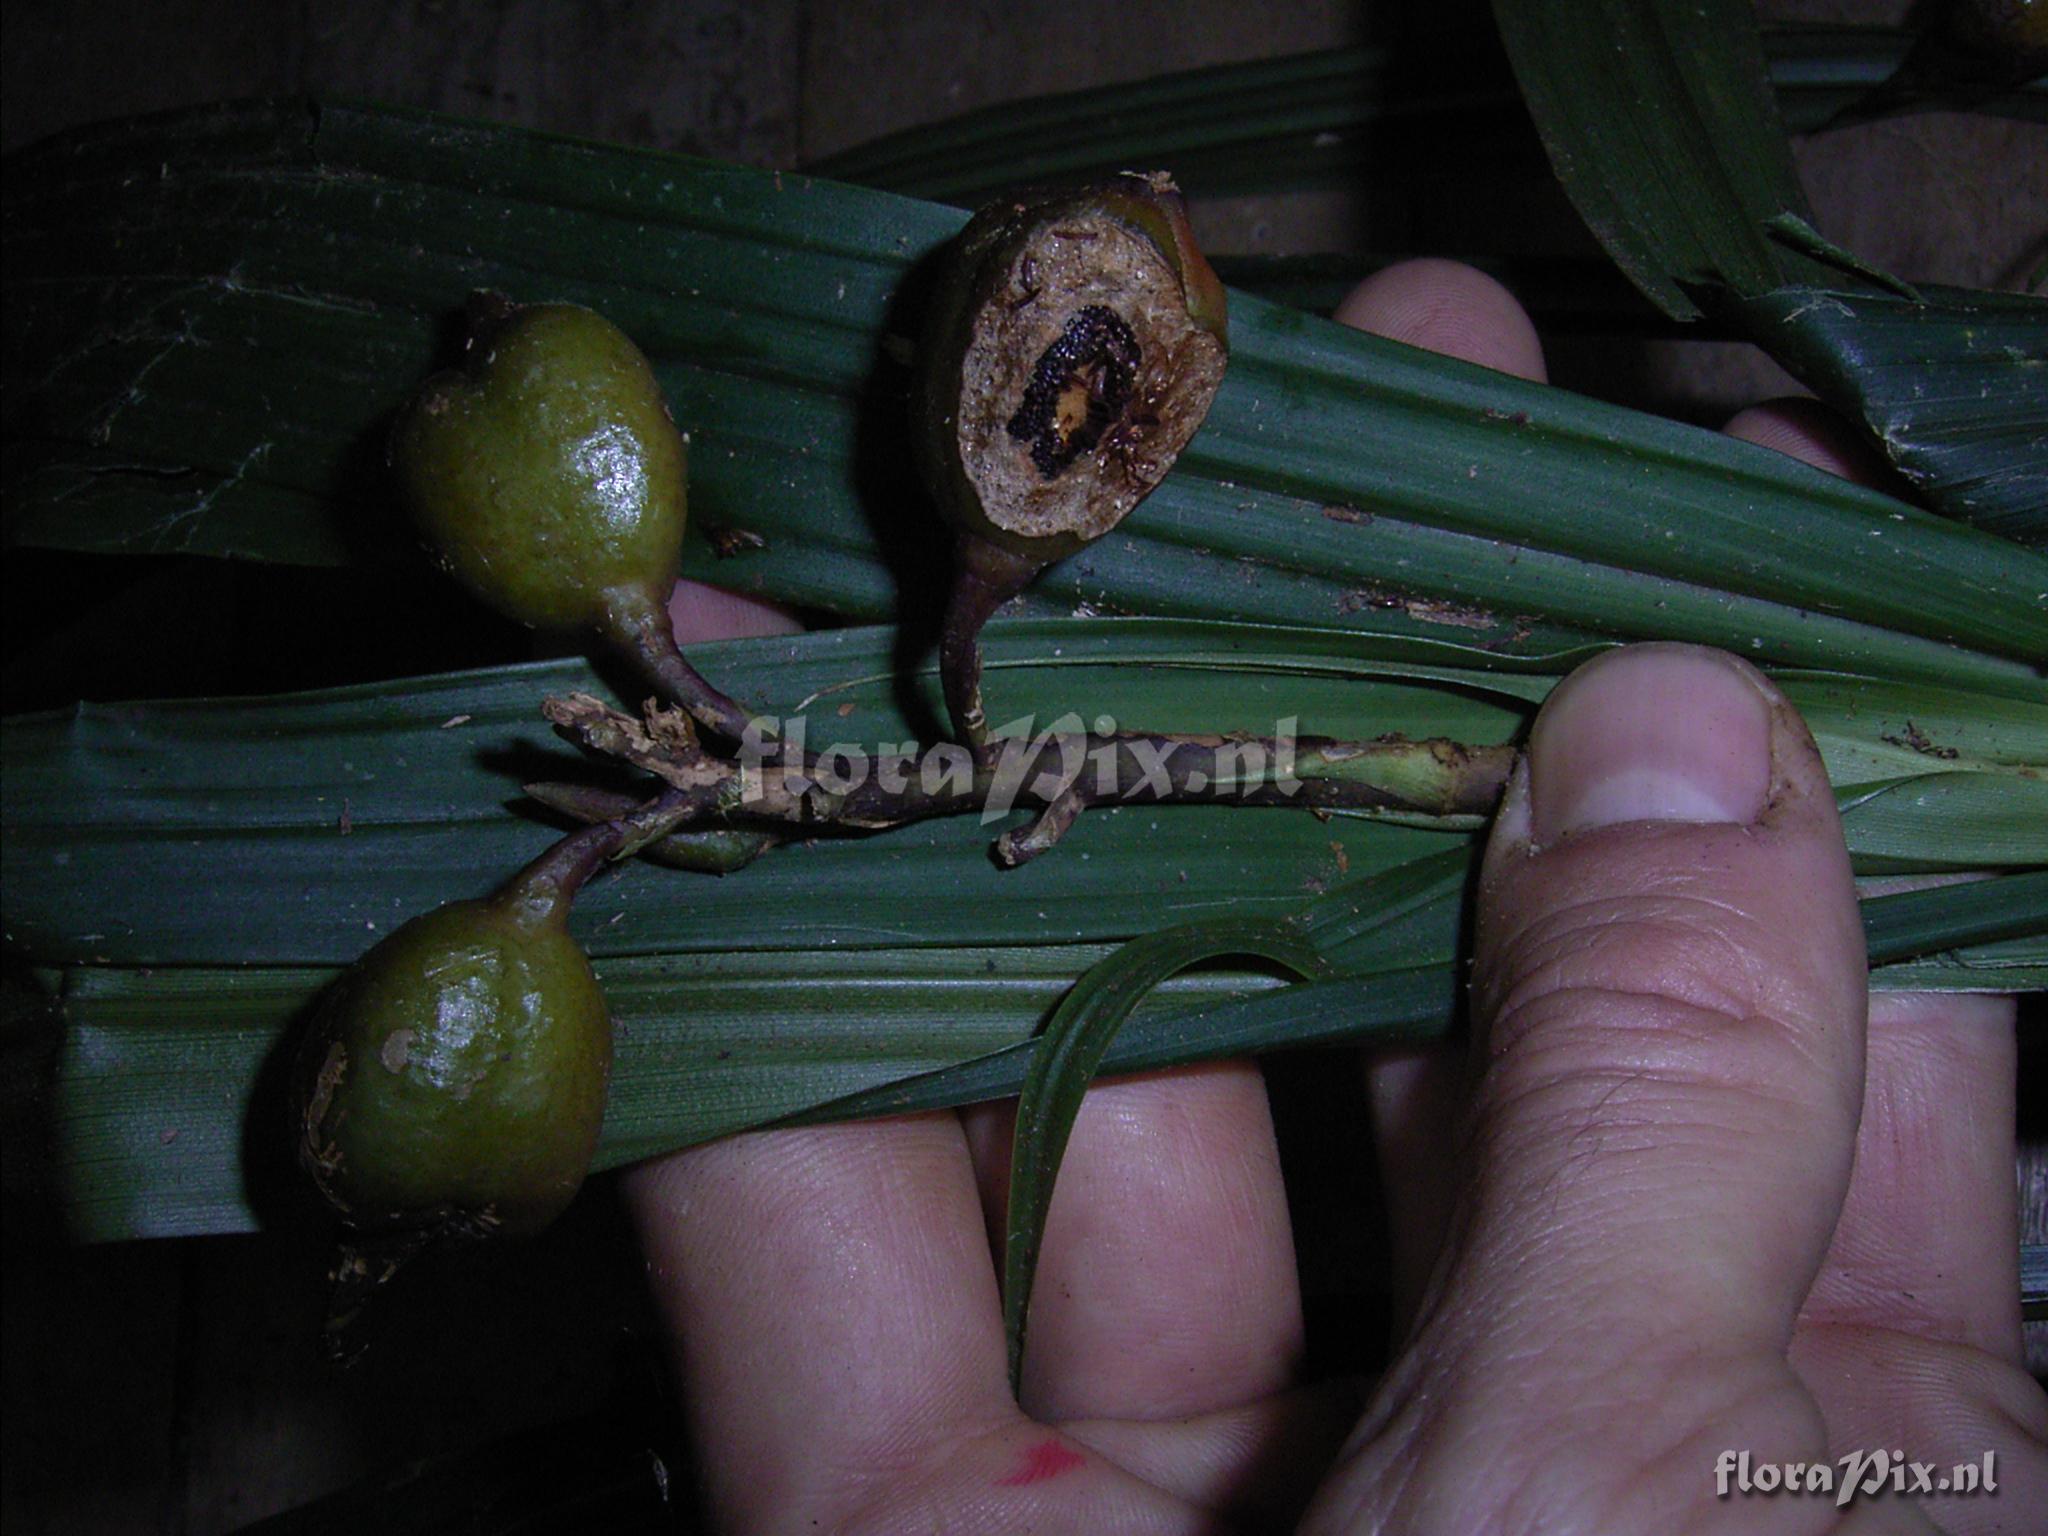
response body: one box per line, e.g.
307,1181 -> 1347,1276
1477,811 -> 1868,1095
1006,1060 -> 1302,1426
1783,1328 -> 2047,1536
1443,1159 -> 1777,1369
1451,1042 -> 1859,1352
780,1403 -> 1024,1528
1055,1382 -> 1364,1516
1368,1327 -> 1845,1536
1475,987 -> 1856,1141
1799,1325 -> 2030,1434
1794,996 -> 2023,1368
1609,1388 -> 1830,1536
1479,1132 -> 1748,1269
1372,1372 -> 1611,1536
1359,1163 -> 1843,1507
630,1123 -> 1020,1528
825,1416 -> 1011,1523
1319,1391 -> 1429,1535
833,1423 -> 1093,1536
1481,885 -> 1824,1043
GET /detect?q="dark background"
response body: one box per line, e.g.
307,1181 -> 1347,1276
4,1 -> 2042,1531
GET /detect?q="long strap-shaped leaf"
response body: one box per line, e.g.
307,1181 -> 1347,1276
1862,869 -> 2048,963
997,844 -> 1479,1383
9,621 -> 2044,969
1492,0 -> 2045,536
819,864 -> 2043,1390
1001,916 -> 1330,1388
32,866 -> 2043,1243
7,102 -> 2044,680
789,915 -> 2045,1144
1300,845 -> 1475,962
806,28 -> 2047,203
0,619 -> 1545,967
1732,283 -> 2048,545
1492,0 -> 1819,319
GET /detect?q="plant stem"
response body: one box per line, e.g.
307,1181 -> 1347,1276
939,537 -> 1046,751
540,692 -> 1513,866
492,817 -> 625,928
523,782 -> 780,872
599,587 -> 761,745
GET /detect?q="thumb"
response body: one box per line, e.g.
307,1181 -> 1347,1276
1469,640 -> 1865,1348
1313,643 -> 1896,1533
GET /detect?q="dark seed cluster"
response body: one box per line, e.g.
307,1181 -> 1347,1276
1006,305 -> 1141,479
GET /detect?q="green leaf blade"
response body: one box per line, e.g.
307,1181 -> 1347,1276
1733,284 -> 2048,543
10,621 -> 2041,970
10,101 -> 2046,684
1001,916 -> 1328,1387
42,861 -> 2041,1243
806,28 -> 2044,205
1491,0 -> 1814,316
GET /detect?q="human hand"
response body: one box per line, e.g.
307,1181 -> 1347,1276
624,261 -> 2046,1533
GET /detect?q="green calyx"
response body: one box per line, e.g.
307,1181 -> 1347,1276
294,843 -> 613,1240
912,172 -> 1229,565
392,298 -> 686,635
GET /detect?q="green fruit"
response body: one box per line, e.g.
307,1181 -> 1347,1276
295,875 -> 611,1238
392,300 -> 685,636
391,297 -> 758,743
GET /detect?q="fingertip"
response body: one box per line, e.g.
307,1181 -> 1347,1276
1722,397 -> 1905,493
667,578 -> 805,646
1525,643 -> 1775,845
1332,258 -> 1547,382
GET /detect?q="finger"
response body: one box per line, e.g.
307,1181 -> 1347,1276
1058,1378 -> 1364,1527
1331,257 -> 1546,1332
1784,993 -> 2046,1536
1312,643 -> 1874,1530
1725,401 -> 2027,1364
1797,992 -> 2021,1361
959,1062 -> 1304,1423
675,568 -> 1304,1426
1727,402 -> 2046,1526
646,594 -> 1016,1524
666,577 -> 803,645
1332,257 -> 1548,382
623,1118 -> 1016,1526
1722,397 -> 1909,493
1466,644 -> 1864,1349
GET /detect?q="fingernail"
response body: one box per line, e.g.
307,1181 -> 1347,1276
1529,645 -> 1773,843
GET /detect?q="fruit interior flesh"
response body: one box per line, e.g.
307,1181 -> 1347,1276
957,216 -> 1226,548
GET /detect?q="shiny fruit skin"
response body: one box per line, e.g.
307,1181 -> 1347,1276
296,893 -> 611,1237
392,303 -> 685,632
